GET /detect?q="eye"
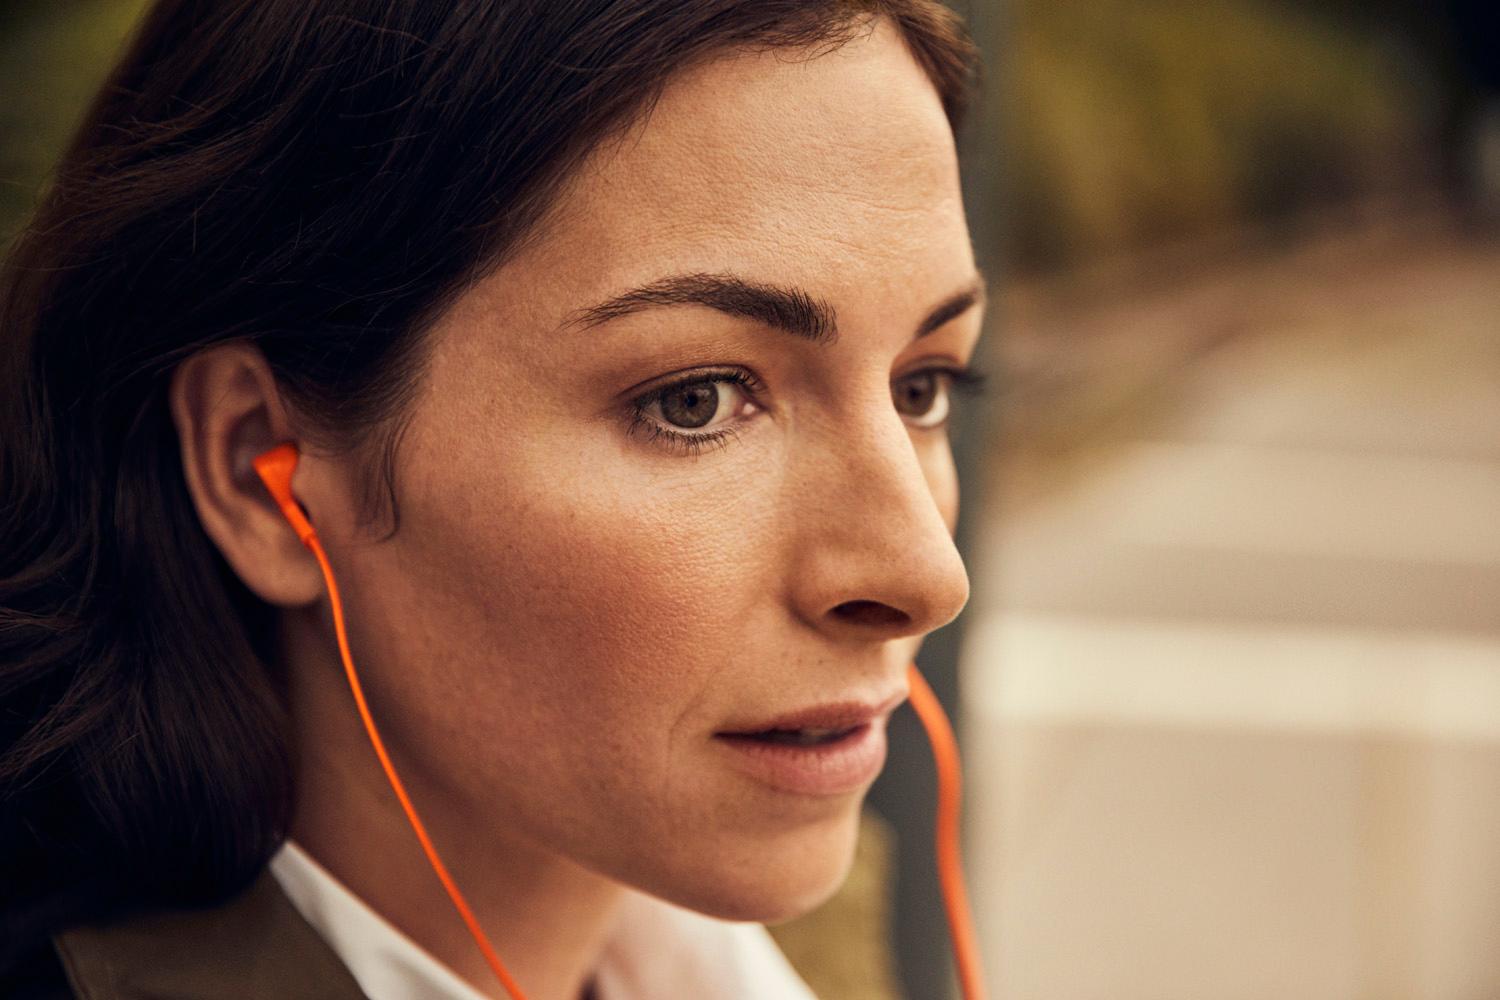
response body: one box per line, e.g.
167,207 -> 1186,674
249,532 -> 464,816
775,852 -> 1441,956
627,369 -> 762,455
893,364 -> 989,430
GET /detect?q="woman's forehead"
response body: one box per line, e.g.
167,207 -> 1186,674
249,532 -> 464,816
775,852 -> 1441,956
524,17 -> 966,296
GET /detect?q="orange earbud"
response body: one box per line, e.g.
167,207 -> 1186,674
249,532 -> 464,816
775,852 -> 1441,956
251,443 -> 315,547
252,441 -> 987,1000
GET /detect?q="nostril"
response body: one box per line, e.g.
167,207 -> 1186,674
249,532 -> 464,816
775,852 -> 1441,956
832,599 -> 911,629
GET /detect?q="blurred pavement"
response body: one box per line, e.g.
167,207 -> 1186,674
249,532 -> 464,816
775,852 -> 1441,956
962,210 -> 1500,1000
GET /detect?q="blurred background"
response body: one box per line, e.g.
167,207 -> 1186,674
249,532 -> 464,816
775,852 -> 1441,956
3,1 -> 1496,999
955,2 -> 1500,1000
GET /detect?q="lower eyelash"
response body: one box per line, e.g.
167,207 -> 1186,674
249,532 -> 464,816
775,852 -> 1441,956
624,410 -> 745,456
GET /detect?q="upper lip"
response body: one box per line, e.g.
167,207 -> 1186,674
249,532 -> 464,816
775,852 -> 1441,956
717,688 -> 908,735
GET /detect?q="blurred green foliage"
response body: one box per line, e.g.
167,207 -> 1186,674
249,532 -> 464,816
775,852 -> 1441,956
999,0 -> 1438,270
0,0 -> 149,243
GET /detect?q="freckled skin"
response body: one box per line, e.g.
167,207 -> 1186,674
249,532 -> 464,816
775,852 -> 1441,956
267,15 -> 982,996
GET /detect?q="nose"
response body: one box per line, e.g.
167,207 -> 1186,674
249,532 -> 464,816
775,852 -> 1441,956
785,398 -> 971,644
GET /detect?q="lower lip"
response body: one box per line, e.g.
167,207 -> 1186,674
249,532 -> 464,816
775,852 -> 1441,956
713,720 -> 888,797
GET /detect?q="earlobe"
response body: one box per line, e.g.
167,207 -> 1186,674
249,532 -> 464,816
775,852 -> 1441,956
167,343 -> 325,608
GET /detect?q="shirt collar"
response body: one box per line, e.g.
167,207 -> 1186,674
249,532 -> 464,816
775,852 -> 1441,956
267,840 -> 818,1000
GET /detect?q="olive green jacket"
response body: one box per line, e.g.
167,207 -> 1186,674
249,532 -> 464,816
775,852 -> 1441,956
14,872 -> 369,999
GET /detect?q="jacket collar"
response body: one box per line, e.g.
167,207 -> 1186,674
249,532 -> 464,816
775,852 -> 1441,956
52,871 -> 368,1000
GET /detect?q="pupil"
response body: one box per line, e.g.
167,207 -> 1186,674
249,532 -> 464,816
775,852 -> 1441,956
895,372 -> 936,415
661,382 -> 718,428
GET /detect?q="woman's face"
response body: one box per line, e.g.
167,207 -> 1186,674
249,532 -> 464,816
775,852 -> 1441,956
316,17 -> 982,921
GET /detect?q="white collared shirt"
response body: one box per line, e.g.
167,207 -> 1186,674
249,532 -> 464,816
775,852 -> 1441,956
268,840 -> 819,1000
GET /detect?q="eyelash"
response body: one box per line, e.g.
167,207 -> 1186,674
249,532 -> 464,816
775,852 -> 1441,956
626,364 -> 991,457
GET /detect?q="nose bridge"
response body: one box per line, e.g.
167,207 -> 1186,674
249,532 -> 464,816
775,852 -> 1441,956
788,398 -> 971,639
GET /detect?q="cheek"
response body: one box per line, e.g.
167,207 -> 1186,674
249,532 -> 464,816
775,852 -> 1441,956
357,423 -> 783,830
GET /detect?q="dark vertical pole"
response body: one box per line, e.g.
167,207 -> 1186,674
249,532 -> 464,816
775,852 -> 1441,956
865,2 -> 1005,998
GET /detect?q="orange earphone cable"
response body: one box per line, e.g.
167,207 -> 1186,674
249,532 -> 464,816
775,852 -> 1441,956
253,443 -> 986,1000
253,444 -> 531,1000
907,662 -> 989,1000
308,534 -> 530,1000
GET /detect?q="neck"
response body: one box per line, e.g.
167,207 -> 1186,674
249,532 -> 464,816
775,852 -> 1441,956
284,632 -> 625,1000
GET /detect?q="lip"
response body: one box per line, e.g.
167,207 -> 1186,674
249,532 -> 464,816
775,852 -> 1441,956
715,720 -> 889,797
717,690 -> 909,737
712,689 -> 907,797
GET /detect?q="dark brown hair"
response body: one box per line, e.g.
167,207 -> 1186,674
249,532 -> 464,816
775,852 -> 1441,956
0,0 -> 977,961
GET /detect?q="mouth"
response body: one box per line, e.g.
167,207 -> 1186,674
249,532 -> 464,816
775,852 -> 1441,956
713,722 -> 887,797
725,726 -> 863,747
715,690 -> 908,740
711,691 -> 906,796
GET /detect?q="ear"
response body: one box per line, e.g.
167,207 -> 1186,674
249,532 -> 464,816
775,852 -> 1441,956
168,341 -> 324,607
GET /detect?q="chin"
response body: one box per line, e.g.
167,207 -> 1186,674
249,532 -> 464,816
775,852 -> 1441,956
656,799 -> 865,924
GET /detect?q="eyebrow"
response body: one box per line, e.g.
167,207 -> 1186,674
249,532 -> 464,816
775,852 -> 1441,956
559,269 -> 988,346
